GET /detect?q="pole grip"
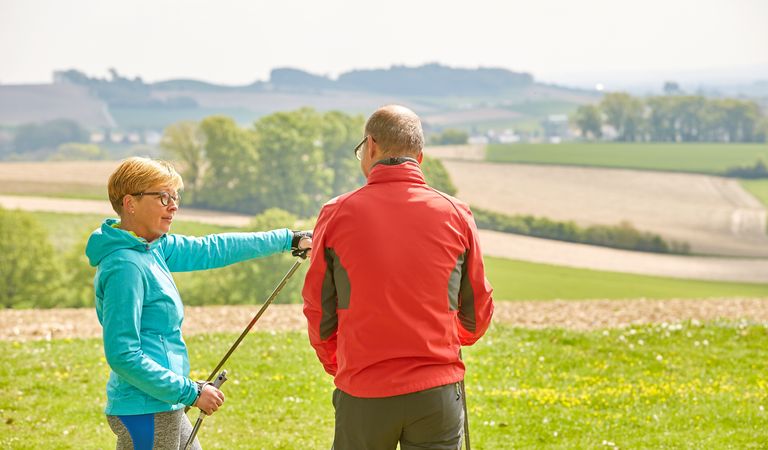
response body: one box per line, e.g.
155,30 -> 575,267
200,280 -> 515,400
184,370 -> 228,450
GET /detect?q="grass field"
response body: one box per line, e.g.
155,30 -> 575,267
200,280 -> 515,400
29,211 -> 241,252
27,211 -> 768,301
742,179 -> 768,208
486,143 -> 768,175
1,321 -> 766,449
485,257 -> 768,300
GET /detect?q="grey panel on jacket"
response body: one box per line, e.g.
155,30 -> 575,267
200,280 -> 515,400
320,248 -> 352,340
447,251 -> 466,311
458,252 -> 477,333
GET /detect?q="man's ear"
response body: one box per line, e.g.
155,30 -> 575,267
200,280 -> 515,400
367,136 -> 378,160
416,152 -> 424,164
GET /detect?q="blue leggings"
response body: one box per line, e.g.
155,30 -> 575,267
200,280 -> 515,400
106,409 -> 201,450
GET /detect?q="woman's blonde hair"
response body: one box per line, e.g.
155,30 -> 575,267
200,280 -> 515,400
108,157 -> 183,215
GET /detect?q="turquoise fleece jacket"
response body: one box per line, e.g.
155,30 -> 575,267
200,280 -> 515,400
86,218 -> 292,415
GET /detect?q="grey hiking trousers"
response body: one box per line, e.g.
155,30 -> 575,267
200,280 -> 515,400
106,409 -> 202,450
332,383 -> 465,450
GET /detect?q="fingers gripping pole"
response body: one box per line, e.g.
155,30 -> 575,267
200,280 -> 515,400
184,370 -> 228,450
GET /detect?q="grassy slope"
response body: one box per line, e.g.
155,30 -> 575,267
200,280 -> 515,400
1,322 -> 766,448
30,211 -> 241,252
486,143 -> 768,174
29,211 -> 768,300
742,179 -> 768,208
486,257 -> 768,300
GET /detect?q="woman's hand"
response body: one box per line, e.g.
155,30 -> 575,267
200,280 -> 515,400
194,383 -> 225,415
298,235 -> 312,259
291,230 -> 313,259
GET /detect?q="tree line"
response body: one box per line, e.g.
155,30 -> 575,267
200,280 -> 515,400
161,108 -> 457,217
572,92 -> 768,143
472,207 -> 690,254
0,108 -> 459,309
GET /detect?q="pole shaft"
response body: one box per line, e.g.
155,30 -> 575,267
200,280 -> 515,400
459,349 -> 471,450
204,258 -> 305,382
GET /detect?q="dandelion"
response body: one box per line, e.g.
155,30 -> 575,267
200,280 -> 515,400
638,339 -> 645,346
702,339 -> 709,346
760,406 -> 765,412
656,355 -> 663,361
553,431 -> 558,437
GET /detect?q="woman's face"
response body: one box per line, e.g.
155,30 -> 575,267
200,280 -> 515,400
129,184 -> 180,242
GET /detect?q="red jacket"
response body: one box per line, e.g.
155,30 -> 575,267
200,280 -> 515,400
302,159 -> 494,398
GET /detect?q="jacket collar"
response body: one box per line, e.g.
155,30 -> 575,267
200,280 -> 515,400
366,159 -> 426,186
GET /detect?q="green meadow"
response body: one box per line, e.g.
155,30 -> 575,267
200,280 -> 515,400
28,211 -> 768,302
485,257 -> 768,300
486,143 -> 768,175
2,321 -> 767,449
742,179 -> 768,209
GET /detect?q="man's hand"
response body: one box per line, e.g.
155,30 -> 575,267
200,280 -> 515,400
193,383 -> 225,415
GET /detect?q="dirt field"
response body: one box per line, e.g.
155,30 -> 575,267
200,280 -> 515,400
441,160 -> 768,257
0,160 -> 118,185
2,299 -> 766,342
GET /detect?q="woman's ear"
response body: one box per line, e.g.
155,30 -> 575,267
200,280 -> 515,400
122,194 -> 134,214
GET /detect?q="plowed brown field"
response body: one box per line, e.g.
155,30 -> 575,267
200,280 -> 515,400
2,299 -> 767,342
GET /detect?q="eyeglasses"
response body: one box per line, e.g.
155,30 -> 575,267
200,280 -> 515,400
353,135 -> 376,160
131,191 -> 181,207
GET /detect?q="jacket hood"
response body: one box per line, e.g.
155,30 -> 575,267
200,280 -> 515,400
86,218 -> 151,267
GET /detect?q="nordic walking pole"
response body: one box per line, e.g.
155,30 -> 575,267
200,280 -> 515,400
459,349 -> 471,450
202,253 -> 307,382
184,252 -> 308,413
184,370 -> 228,450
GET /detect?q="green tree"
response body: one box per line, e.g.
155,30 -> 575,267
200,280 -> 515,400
319,111 -> 366,196
715,99 -> 761,142
421,155 -> 458,195
160,121 -> 206,203
196,116 -> 261,213
254,108 -> 333,217
58,232 -> 96,307
600,92 -> 645,141
13,119 -> 89,155
572,104 -> 603,140
0,208 -> 62,308
431,129 -> 469,145
647,96 -> 678,141
48,143 -> 108,161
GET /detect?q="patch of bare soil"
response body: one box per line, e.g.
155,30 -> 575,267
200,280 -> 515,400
2,299 -> 766,342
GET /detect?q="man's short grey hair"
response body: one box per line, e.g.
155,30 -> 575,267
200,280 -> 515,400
364,105 -> 424,157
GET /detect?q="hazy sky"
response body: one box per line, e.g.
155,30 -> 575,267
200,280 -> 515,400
2,0 -> 767,88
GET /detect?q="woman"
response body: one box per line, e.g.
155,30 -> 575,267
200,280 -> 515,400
85,157 -> 311,449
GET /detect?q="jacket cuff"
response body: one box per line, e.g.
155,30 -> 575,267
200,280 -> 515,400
180,378 -> 199,406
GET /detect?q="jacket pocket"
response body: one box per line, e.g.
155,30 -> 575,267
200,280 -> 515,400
160,333 -> 186,376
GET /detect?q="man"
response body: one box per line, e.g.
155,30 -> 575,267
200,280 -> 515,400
303,105 -> 494,450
